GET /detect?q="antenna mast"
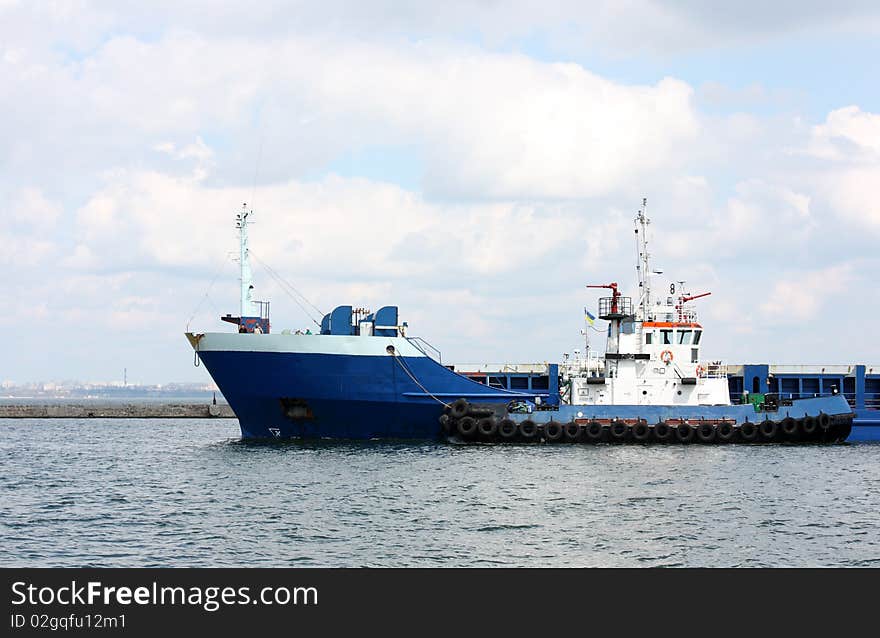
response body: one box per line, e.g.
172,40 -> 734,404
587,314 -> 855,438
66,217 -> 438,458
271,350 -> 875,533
237,203 -> 255,319
634,197 -> 651,320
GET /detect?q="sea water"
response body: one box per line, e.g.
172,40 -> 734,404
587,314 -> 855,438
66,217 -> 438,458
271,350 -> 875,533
1,419 -> 878,567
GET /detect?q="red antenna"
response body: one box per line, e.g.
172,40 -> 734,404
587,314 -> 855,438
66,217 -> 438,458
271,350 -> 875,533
587,282 -> 620,313
675,291 -> 711,322
680,292 -> 711,303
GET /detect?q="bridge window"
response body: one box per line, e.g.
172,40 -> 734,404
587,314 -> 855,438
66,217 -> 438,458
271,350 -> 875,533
677,330 -> 692,345
661,330 -> 672,345
645,332 -> 653,345
693,330 -> 702,345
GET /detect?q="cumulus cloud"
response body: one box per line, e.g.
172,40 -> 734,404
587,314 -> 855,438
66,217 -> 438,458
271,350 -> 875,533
759,264 -> 855,322
801,107 -> 880,230
809,105 -> 880,160
2,3 -> 879,382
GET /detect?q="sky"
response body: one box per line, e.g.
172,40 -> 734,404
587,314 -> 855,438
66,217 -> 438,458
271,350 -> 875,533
2,1 -> 880,384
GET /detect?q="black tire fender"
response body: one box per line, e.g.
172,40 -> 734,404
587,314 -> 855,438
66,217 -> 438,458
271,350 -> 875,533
457,416 -> 477,439
450,398 -> 470,420
498,418 -> 517,439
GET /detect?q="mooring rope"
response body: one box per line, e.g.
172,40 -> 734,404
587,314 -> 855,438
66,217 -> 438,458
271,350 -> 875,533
388,346 -> 450,408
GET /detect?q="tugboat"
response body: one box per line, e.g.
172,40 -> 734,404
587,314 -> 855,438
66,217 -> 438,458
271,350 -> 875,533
186,201 -> 853,443
445,201 -> 854,444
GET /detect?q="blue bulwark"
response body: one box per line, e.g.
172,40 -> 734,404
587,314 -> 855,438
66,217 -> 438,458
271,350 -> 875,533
548,363 -> 560,405
329,306 -> 354,335
375,306 -> 399,337
856,365 -> 866,409
743,364 -> 769,394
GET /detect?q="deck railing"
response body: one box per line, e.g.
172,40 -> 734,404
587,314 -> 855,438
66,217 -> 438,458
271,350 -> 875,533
702,362 -> 726,379
597,296 -> 634,318
406,336 -> 442,363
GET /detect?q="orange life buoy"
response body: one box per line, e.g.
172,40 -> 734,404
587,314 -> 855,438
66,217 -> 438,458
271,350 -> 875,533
695,364 -> 705,377
660,349 -> 674,364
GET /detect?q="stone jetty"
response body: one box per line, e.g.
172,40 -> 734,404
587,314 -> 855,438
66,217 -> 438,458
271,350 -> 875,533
0,403 -> 237,418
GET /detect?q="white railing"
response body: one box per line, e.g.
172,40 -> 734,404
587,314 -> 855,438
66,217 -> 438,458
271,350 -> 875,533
561,351 -> 605,377
701,361 -> 727,378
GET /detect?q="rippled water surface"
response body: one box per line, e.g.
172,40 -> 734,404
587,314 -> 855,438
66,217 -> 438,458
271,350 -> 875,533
1,419 -> 879,567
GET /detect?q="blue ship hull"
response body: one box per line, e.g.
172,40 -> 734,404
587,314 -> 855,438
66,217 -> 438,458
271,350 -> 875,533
190,333 -> 858,441
851,410 -> 880,442
193,334 -> 533,439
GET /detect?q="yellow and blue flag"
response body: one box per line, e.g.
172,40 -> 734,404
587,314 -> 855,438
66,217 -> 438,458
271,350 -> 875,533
585,308 -> 595,326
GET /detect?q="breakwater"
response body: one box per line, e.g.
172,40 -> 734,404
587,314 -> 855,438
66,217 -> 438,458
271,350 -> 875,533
0,403 -> 236,418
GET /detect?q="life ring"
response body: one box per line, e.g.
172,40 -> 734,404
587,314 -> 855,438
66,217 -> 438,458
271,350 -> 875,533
695,364 -> 705,377
660,349 -> 674,364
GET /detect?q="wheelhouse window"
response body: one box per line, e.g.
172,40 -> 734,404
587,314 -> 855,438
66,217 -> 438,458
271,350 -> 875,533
677,330 -> 692,345
661,329 -> 672,345
693,330 -> 702,345
645,332 -> 653,345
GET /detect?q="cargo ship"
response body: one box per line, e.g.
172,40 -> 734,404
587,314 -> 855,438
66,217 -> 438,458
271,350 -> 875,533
186,202 -> 865,443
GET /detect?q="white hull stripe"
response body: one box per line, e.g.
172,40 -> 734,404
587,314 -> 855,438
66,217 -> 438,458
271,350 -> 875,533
187,332 -> 428,357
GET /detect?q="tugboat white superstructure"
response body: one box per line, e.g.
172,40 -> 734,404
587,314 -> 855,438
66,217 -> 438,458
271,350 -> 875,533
568,202 -> 728,407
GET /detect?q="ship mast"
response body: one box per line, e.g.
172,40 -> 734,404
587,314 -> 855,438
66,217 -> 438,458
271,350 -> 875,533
634,197 -> 652,321
236,203 -> 255,319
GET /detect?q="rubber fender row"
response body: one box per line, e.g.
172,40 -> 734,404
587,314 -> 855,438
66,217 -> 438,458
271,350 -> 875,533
439,402 -> 853,445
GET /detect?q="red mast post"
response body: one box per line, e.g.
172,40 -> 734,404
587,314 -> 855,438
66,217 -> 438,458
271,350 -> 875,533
587,283 -> 620,314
